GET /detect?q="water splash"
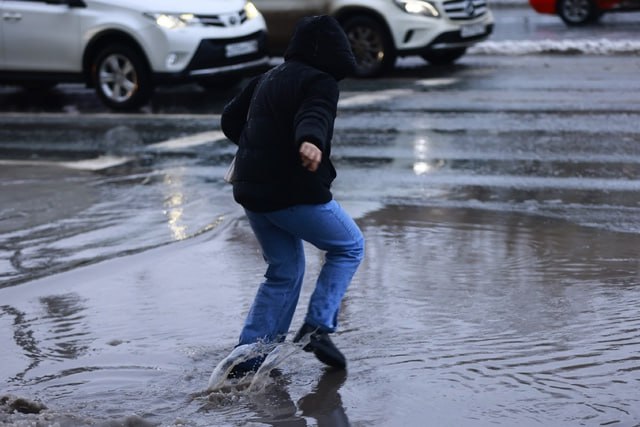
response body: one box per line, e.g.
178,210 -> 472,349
248,342 -> 307,393
206,338 -> 310,393
206,343 -> 264,392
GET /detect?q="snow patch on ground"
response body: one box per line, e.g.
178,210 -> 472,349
470,38 -> 640,55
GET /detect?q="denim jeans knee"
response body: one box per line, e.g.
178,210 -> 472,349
239,201 -> 364,343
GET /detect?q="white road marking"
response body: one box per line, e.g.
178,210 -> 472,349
0,156 -> 131,171
60,156 -> 133,171
0,131 -> 229,171
339,89 -> 412,108
150,130 -> 227,151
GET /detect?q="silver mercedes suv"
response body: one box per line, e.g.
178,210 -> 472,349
254,0 -> 494,77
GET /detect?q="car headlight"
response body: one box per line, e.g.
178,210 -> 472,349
244,1 -> 260,20
394,0 -> 440,17
143,13 -> 203,29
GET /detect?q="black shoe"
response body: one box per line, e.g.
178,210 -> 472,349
227,354 -> 265,380
293,323 -> 347,369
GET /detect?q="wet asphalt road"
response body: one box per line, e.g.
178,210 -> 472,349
1,6 -> 640,427
2,51 -> 640,287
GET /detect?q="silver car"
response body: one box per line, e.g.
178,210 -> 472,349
0,0 -> 269,110
253,0 -> 494,77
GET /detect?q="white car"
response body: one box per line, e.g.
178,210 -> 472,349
254,0 -> 494,77
0,0 -> 269,110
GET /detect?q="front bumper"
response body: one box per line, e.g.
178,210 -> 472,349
153,31 -> 270,84
386,3 -> 494,55
401,22 -> 494,55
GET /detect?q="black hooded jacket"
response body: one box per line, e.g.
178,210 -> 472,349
220,15 -> 356,212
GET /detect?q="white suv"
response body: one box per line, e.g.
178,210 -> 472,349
0,0 -> 269,110
254,0 -> 493,77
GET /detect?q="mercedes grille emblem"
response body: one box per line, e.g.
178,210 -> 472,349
465,0 -> 476,16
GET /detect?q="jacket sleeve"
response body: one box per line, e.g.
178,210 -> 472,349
220,76 -> 261,145
293,74 -> 339,152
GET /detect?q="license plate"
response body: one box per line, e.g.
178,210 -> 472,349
460,23 -> 486,38
225,40 -> 258,58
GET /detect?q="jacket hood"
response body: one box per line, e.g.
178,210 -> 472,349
283,15 -> 356,81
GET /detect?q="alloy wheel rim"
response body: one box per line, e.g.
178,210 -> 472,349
347,25 -> 385,71
99,54 -> 138,103
562,0 -> 591,22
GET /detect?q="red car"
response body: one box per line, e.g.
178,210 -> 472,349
529,0 -> 640,25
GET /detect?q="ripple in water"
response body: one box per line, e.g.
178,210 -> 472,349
343,205 -> 640,425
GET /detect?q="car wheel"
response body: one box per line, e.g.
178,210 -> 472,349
92,44 -> 152,111
557,0 -> 600,25
342,16 -> 396,78
421,48 -> 468,65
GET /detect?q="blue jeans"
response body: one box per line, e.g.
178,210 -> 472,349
238,200 -> 365,345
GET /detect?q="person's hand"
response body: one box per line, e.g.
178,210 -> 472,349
299,142 -> 322,172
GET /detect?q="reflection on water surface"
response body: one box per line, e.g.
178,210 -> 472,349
1,205 -> 638,426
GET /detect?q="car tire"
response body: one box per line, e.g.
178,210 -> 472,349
341,16 -> 396,78
421,48 -> 468,65
557,0 -> 600,25
92,44 -> 152,111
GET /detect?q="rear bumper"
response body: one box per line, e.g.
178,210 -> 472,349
529,0 -> 556,14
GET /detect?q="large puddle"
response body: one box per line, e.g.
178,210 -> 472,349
2,67 -> 640,424
2,147 -> 639,425
1,201 -> 639,426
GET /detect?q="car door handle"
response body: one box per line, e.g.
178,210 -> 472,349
2,12 -> 23,21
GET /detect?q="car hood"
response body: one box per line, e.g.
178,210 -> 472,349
93,0 -> 247,14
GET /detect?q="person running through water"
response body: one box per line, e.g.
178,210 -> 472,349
217,15 -> 365,378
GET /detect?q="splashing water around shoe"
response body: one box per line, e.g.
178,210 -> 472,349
206,344 -> 263,391
247,342 -> 305,392
207,338 -> 312,392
